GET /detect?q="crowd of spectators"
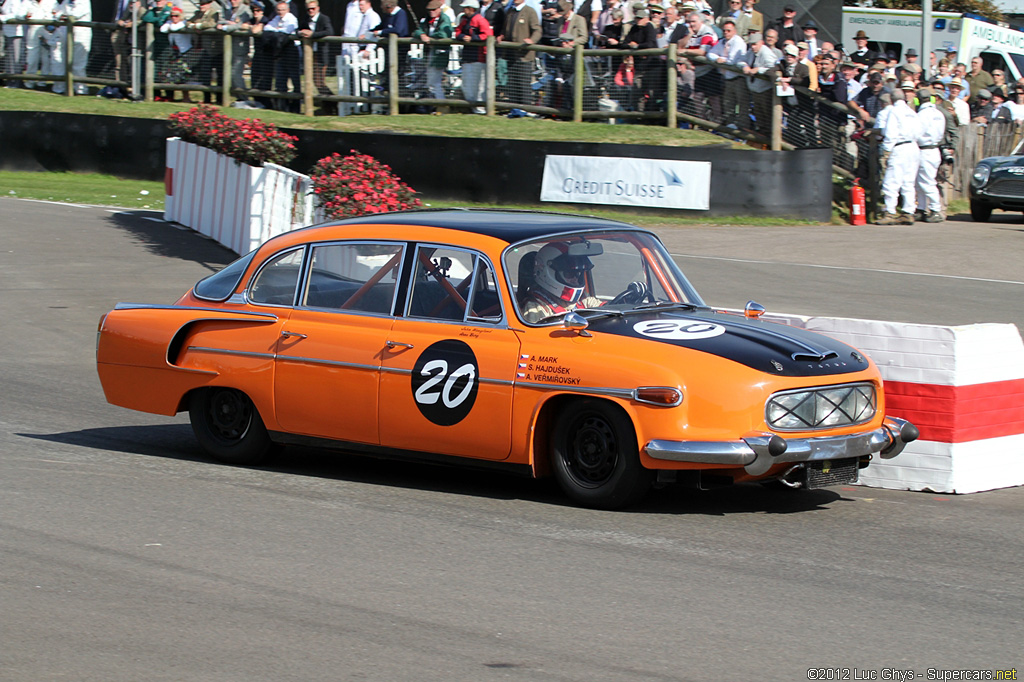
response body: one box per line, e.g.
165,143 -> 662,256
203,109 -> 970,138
0,0 -> 1019,142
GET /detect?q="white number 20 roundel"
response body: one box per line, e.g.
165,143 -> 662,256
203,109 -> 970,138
632,320 -> 726,340
411,340 -> 480,426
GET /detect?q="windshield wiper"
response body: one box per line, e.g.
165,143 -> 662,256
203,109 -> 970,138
537,302 -> 698,324
629,301 -> 702,312
537,308 -> 614,324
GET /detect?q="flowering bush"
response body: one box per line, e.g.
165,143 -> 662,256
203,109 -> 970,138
310,151 -> 422,219
168,105 -> 298,167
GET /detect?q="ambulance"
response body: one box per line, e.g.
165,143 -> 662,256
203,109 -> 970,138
841,6 -> 1024,80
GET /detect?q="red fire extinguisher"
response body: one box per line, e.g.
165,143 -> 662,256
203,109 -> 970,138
850,178 -> 866,225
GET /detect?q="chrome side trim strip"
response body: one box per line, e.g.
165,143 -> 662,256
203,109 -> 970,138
114,303 -> 278,320
515,381 -> 635,400
380,365 -> 514,386
276,355 -> 378,371
186,346 -> 278,361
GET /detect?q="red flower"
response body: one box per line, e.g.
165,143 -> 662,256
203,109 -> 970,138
309,150 -> 421,220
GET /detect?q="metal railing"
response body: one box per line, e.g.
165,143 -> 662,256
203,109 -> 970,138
13,19 -> 988,195
0,19 -> 849,148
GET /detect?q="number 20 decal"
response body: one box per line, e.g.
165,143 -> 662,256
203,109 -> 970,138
632,320 -> 726,340
415,360 -> 476,408
411,340 -> 480,426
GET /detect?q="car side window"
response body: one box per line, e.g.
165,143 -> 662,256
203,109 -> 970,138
407,247 -> 502,323
303,242 -> 403,315
248,248 -> 305,306
467,258 -> 503,323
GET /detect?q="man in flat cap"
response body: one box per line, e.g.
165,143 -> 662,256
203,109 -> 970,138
971,88 -> 994,123
802,19 -> 819,58
902,47 -> 918,70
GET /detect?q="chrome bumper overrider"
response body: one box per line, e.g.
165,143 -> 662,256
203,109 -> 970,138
644,416 -> 919,476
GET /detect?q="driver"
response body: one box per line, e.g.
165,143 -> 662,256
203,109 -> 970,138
521,242 -> 647,323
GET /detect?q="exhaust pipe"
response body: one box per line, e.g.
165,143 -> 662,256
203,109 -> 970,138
778,464 -> 805,489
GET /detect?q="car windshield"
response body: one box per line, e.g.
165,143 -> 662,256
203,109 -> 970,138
504,231 -> 705,325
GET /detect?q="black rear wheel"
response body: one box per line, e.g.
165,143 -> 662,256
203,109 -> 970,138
551,400 -> 653,509
189,388 -> 272,465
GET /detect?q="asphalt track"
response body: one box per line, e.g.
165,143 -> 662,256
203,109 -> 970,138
1,199 -> 1022,682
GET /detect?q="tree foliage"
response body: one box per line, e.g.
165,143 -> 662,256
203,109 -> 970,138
843,0 -> 1004,22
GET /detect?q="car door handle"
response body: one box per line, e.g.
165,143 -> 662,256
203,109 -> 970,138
385,340 -> 414,350
280,331 -> 307,339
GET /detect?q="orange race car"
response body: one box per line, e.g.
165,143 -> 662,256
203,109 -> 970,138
96,210 -> 918,509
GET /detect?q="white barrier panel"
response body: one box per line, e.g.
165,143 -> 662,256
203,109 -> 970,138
164,138 -> 314,255
540,155 -> 711,210
764,312 -> 1024,494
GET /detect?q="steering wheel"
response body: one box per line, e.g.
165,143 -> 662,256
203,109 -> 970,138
609,281 -> 650,306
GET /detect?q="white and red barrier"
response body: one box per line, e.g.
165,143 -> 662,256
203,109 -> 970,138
164,138 -> 316,255
767,313 -> 1024,493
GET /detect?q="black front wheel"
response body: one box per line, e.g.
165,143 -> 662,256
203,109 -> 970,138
189,388 -> 273,465
970,201 -> 992,222
550,400 -> 653,509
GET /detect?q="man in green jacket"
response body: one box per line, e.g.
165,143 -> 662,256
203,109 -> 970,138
414,0 -> 453,102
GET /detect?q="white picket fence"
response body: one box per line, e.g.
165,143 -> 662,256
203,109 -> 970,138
335,44 -> 464,116
164,137 -> 316,255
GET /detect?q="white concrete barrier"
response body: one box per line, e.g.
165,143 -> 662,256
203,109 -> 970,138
765,312 -> 1024,494
164,138 -> 315,255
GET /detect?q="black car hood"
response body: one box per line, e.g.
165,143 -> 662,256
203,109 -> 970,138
982,156 -> 1024,175
587,308 -> 870,377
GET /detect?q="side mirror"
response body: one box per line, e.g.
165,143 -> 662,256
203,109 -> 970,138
745,300 -> 766,319
563,312 -> 592,337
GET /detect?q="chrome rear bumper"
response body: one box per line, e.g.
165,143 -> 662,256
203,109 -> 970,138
644,416 -> 918,476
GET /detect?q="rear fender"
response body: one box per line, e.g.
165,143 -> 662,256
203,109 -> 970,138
97,304 -> 281,415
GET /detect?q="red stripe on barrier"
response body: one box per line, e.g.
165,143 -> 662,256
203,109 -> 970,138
884,379 -> 1024,443
164,167 -> 173,197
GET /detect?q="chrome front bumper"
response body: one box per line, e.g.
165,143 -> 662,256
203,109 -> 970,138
644,416 -> 918,476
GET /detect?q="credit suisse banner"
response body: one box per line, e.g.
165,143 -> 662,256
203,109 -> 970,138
540,155 -> 711,210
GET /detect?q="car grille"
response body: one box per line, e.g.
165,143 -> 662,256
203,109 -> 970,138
765,382 -> 876,431
987,178 -> 1024,197
805,458 -> 859,489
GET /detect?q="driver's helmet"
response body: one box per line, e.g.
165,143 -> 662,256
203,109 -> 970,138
533,242 -> 593,305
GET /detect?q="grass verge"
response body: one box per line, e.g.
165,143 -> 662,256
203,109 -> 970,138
0,171 -> 166,210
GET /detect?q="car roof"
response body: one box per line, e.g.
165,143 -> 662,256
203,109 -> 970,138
318,209 -> 643,245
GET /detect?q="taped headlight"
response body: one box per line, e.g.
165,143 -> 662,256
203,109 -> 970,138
766,383 -> 876,431
972,165 -> 991,186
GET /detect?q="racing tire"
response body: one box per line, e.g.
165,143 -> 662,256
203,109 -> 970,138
189,388 -> 273,465
550,400 -> 653,510
970,201 -> 992,222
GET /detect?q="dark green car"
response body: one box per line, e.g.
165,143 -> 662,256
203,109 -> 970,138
969,154 -> 1024,221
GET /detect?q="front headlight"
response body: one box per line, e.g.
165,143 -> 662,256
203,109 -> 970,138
766,383 -> 876,431
972,164 -> 991,186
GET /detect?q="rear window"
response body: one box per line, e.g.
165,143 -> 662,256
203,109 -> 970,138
193,250 -> 257,301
